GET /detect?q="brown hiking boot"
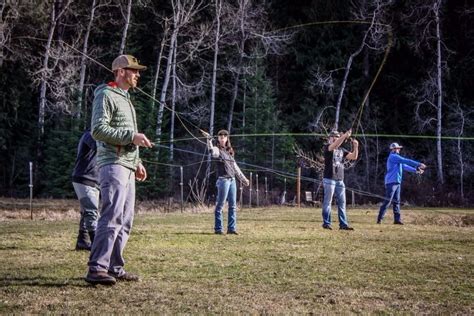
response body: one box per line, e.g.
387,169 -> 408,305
109,272 -> 140,282
85,271 -> 116,285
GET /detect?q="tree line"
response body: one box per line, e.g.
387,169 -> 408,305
0,0 -> 472,206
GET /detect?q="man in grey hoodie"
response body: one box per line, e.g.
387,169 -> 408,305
85,55 -> 153,285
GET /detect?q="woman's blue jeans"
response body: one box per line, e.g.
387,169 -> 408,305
322,178 -> 349,228
214,177 -> 237,233
377,183 -> 401,223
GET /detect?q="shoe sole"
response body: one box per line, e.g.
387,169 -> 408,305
75,247 -> 91,251
85,278 -> 116,285
115,277 -> 140,282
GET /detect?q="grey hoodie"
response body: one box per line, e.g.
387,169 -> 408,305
91,83 -> 141,171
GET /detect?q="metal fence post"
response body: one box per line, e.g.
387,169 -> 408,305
256,173 -> 259,207
180,166 -> 184,212
265,176 -> 268,205
249,172 -> 253,208
29,161 -> 33,220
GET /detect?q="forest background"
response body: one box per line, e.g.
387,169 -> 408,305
0,0 -> 472,206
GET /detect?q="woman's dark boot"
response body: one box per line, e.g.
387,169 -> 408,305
88,230 -> 95,247
75,230 -> 91,251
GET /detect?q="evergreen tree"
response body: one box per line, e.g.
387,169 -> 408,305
235,60 -> 295,189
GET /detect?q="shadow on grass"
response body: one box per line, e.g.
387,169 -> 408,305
0,276 -> 89,288
239,218 -> 319,223
170,232 -> 217,235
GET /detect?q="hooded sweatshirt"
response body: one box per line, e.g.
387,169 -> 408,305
71,131 -> 98,187
91,83 -> 141,171
384,152 -> 421,184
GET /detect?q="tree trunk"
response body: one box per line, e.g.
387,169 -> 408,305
363,46 -> 370,189
206,0 -> 221,183
456,105 -> 465,201
119,0 -> 132,55
373,121 -> 380,190
155,31 -> 176,150
0,3 -> 5,68
242,79 -> 246,129
169,38 -> 177,191
434,0 -> 444,184
37,0 -> 72,141
334,28 -> 370,131
170,38 -> 177,162
226,0 -> 246,133
209,0 -> 221,138
76,0 -> 97,122
38,3 -> 58,141
152,20 -> 169,112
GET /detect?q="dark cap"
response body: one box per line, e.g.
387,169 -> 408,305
112,55 -> 147,71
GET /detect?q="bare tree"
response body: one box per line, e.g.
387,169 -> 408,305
433,0 -> 444,184
407,0 -> 447,184
446,99 -> 473,202
118,0 -> 132,54
151,18 -> 170,112
155,0 -> 205,152
209,0 -> 221,138
225,0 -> 250,133
307,1 -> 392,131
37,0 -> 73,140
0,0 -> 21,68
170,37 -> 177,162
76,0 -> 100,121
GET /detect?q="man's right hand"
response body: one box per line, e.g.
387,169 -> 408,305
419,163 -> 427,170
132,133 -> 153,148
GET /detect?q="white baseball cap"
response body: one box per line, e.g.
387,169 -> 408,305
389,142 -> 403,149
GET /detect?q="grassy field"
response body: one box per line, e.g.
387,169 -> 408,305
0,205 -> 473,314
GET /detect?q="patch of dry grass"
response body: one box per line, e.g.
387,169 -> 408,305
0,205 -> 473,313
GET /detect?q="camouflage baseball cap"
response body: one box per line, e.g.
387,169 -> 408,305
329,130 -> 341,137
112,54 -> 147,71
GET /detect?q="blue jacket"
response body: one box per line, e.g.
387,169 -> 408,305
72,131 -> 99,188
384,152 -> 421,184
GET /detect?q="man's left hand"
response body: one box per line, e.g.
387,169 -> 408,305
136,163 -> 147,181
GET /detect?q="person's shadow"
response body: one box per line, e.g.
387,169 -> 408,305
0,276 -> 89,288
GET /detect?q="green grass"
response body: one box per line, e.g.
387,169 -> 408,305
0,206 -> 473,313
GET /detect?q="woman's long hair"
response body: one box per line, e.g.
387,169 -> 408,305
217,131 -> 235,156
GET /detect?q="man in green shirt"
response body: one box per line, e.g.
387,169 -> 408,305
85,55 -> 152,285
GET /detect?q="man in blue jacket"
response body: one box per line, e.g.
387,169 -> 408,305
377,143 -> 426,225
72,130 -> 99,251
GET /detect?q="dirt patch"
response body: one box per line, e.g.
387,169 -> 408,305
408,213 -> 474,227
460,215 -> 474,226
